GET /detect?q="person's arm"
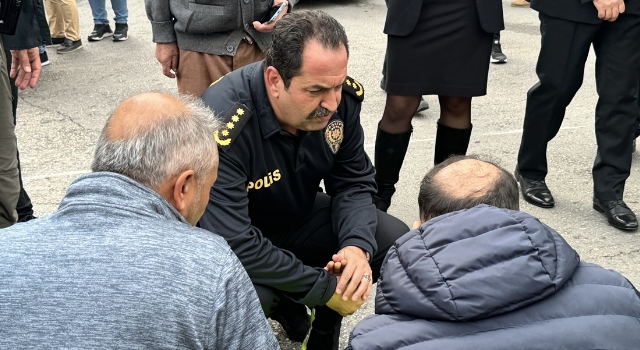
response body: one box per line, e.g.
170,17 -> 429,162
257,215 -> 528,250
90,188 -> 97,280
589,0 -> 626,21
144,0 -> 179,78
198,152 -> 336,307
324,98 -> 378,300
209,250 -> 280,350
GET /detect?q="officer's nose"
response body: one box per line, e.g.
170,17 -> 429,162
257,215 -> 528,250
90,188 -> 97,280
321,89 -> 340,112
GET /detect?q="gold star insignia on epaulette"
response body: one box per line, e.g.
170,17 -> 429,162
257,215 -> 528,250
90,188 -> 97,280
342,76 -> 364,101
214,103 -> 252,151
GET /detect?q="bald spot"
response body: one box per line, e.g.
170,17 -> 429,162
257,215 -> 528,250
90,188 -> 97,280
433,159 -> 502,199
106,92 -> 188,140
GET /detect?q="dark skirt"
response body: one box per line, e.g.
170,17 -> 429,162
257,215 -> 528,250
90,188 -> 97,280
385,0 -> 493,97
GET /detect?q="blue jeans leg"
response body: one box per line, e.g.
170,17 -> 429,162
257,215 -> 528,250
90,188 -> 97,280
111,0 -> 128,24
88,0 -> 109,24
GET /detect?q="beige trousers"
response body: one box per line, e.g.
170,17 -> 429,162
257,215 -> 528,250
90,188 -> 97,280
44,0 -> 81,41
176,40 -> 266,97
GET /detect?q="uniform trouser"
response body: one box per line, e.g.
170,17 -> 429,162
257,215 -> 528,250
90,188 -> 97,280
44,0 -> 81,41
253,193 -> 409,327
0,39 -> 19,228
4,50 -> 35,222
87,0 -> 128,24
517,12 -> 640,200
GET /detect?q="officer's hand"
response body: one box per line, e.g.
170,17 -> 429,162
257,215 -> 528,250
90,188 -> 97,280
324,254 -> 347,275
334,246 -> 373,302
252,0 -> 288,33
593,0 -> 625,22
155,43 -> 179,78
10,48 -> 41,90
325,283 -> 365,317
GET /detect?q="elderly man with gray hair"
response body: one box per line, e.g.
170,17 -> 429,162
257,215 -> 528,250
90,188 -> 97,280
0,92 -> 279,349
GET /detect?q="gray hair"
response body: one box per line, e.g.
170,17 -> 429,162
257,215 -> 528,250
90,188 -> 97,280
91,94 -> 221,190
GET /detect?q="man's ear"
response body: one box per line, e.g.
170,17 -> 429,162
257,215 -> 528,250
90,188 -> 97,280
171,170 -> 197,212
264,66 -> 282,98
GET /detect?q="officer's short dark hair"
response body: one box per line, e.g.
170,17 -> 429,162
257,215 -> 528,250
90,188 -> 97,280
418,155 -> 519,221
266,10 -> 349,88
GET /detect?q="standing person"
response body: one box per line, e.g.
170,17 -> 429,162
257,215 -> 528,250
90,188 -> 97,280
0,92 -> 280,350
372,0 -> 504,212
1,0 -> 48,228
43,0 -> 83,53
87,0 -> 129,42
514,0 -> 640,231
198,11 -> 410,349
145,0 -> 294,97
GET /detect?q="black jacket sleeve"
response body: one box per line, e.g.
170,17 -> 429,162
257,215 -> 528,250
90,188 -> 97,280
198,151 -> 337,307
1,0 -> 51,50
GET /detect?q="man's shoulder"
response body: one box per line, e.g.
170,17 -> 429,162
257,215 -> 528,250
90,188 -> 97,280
342,76 -> 365,103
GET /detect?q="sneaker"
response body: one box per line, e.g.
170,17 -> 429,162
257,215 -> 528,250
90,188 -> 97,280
39,51 -> 50,66
113,23 -> 128,42
491,41 -> 507,64
88,24 -> 113,41
511,0 -> 530,7
47,37 -> 66,47
57,38 -> 83,54
270,298 -> 310,342
416,97 -> 429,114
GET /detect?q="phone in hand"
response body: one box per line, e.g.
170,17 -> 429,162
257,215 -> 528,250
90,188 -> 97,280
261,1 -> 287,24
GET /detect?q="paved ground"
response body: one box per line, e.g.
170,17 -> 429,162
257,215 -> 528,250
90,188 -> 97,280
13,0 -> 640,348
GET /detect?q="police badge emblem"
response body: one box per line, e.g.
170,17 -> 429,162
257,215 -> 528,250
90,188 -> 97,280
325,119 -> 344,154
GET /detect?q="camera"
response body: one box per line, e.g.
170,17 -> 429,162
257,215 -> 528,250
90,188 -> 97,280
0,0 -> 22,35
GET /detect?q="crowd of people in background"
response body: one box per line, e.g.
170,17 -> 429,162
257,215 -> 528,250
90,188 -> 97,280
2,0 -> 640,349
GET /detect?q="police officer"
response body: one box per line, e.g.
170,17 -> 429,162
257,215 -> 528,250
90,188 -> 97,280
198,10 -> 410,350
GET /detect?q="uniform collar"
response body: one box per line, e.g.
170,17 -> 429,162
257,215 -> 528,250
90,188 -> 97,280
250,61 -> 282,139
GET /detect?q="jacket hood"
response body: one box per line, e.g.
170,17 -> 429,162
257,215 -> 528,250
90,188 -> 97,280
56,172 -> 187,224
375,205 -> 580,321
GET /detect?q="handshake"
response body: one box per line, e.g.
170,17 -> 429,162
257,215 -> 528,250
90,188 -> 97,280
323,246 -> 373,317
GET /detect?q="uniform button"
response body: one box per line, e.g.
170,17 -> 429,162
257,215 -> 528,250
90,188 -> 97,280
226,45 -> 234,52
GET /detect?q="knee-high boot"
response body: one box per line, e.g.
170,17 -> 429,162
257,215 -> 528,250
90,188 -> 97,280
434,122 -> 473,164
373,127 -> 412,212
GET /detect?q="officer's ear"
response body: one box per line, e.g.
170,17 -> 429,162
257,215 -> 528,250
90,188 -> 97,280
264,66 -> 283,97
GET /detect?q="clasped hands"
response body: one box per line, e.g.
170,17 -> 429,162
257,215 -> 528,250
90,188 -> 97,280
324,246 -> 373,317
593,0 -> 626,21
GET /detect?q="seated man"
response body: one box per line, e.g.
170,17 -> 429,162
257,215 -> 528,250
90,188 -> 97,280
0,93 -> 279,349
197,10 -> 409,349
348,155 -> 640,349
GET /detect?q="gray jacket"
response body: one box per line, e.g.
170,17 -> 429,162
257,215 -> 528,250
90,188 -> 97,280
348,205 -> 640,349
145,0 -> 296,56
0,172 -> 279,350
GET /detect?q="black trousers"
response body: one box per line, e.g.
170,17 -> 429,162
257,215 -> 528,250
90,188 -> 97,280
517,13 -> 640,200
253,193 -> 409,325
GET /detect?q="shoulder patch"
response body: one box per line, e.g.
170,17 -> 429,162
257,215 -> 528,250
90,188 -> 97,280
214,102 -> 252,152
342,76 -> 364,101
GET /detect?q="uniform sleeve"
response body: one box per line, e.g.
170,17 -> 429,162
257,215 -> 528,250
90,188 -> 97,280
144,0 -> 176,43
199,152 -> 337,307
324,99 -> 378,257
208,250 -> 280,350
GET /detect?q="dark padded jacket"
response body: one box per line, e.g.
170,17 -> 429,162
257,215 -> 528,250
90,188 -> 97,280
1,0 -> 51,50
348,205 -> 640,349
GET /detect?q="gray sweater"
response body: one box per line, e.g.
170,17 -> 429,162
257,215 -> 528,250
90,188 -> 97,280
0,172 -> 279,350
144,0 -> 297,56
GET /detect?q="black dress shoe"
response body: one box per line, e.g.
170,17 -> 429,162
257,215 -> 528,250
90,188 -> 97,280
593,198 -> 638,231
270,298 -> 310,342
514,168 -> 555,208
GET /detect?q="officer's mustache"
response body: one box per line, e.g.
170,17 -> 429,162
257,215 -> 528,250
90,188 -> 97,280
306,107 -> 335,120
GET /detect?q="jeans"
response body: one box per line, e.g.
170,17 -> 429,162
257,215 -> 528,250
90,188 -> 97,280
88,0 -> 128,24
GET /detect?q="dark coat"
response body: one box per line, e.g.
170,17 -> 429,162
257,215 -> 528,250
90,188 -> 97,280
530,0 -> 640,24
1,0 -> 51,50
348,205 -> 640,349
384,0 -> 504,36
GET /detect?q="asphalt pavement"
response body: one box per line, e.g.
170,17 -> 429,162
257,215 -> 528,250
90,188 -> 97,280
13,0 -> 640,348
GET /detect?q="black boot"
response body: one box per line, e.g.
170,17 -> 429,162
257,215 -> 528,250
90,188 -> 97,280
306,306 -> 342,350
270,297 -> 310,342
373,127 -> 412,212
434,122 -> 473,164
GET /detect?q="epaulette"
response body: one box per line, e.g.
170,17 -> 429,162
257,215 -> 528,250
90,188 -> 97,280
342,76 -> 364,102
214,102 -> 252,152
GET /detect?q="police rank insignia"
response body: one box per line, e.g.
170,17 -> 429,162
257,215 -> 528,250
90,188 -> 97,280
325,119 -> 344,154
214,102 -> 252,152
342,76 -> 364,101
